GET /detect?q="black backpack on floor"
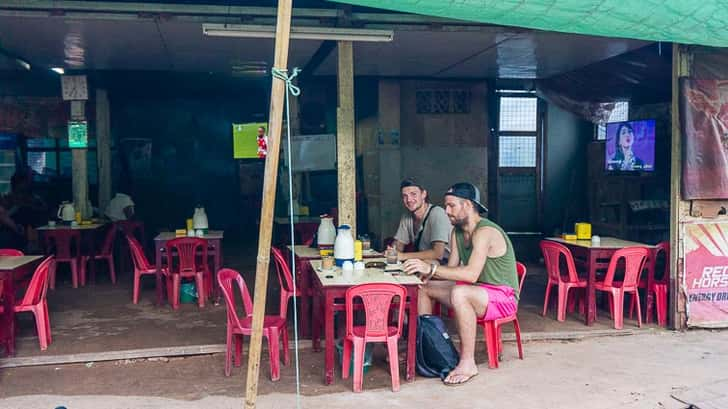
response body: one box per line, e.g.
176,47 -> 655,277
416,314 -> 459,379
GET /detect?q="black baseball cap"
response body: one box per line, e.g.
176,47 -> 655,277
400,177 -> 424,190
444,182 -> 488,214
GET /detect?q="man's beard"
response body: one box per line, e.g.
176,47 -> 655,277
450,215 -> 467,227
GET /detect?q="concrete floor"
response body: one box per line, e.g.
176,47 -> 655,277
1,330 -> 725,409
0,239 -> 675,409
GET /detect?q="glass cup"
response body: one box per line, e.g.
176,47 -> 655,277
321,255 -> 334,270
385,247 -> 398,265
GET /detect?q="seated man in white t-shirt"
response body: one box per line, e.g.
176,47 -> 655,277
390,178 -> 452,263
105,188 -> 135,222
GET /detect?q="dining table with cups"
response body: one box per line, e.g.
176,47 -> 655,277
37,220 -> 107,283
544,236 -> 658,326
153,230 -> 224,306
286,243 -> 383,338
309,256 -> 421,385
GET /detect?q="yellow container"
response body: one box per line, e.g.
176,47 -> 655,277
319,248 -> 334,257
562,234 -> 578,241
175,229 -> 187,237
354,240 -> 363,261
186,218 -> 194,231
575,223 -> 592,240
75,211 -> 82,224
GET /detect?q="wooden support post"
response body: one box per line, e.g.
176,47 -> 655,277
96,89 -> 112,212
670,43 -> 691,329
244,0 -> 292,408
337,40 -> 356,235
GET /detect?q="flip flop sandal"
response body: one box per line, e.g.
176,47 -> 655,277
443,372 -> 479,387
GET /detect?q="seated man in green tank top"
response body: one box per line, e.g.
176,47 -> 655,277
403,182 -> 519,386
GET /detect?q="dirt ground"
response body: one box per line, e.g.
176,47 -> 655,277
9,260 -> 643,358
1,330 -> 726,409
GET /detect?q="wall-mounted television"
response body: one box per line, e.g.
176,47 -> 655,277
605,119 -> 656,172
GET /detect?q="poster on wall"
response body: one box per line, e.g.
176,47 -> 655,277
233,122 -> 268,159
67,121 -> 88,148
684,222 -> 728,327
680,79 -> 728,199
120,138 -> 153,179
282,133 -> 336,171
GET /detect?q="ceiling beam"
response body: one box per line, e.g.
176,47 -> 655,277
300,40 -> 337,81
0,0 -> 494,26
0,1 -> 337,18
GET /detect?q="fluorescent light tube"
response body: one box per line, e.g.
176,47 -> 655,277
203,24 -> 393,42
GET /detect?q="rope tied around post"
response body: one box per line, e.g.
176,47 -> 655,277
272,67 -> 302,96
272,65 -> 303,409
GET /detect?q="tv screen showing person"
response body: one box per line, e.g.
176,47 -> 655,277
605,119 -> 656,172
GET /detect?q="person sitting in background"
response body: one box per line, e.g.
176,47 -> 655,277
389,178 -> 452,263
105,182 -> 135,221
0,205 -> 25,249
403,182 -> 519,386
6,166 -> 48,228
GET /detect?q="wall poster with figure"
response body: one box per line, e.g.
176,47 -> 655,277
681,79 -> 728,199
233,122 -> 268,159
684,222 -> 728,327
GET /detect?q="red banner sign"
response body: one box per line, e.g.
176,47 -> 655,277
681,79 -> 728,199
684,222 -> 728,327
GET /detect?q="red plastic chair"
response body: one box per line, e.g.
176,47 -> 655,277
115,220 -> 146,275
115,220 -> 145,243
479,261 -> 527,369
651,242 -> 670,327
165,237 -> 207,309
217,268 -> 289,380
540,241 -> 587,321
127,234 -> 163,304
594,246 -> 650,330
631,241 -> 669,326
271,247 -> 300,319
44,230 -> 82,289
342,283 -> 406,393
0,249 -> 23,256
82,224 -> 117,285
14,256 -> 55,350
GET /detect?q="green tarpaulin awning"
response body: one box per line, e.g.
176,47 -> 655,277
332,0 -> 728,47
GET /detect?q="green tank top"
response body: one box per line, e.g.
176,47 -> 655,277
455,218 -> 519,299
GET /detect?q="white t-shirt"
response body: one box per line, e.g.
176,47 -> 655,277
105,193 -> 135,221
394,204 -> 452,252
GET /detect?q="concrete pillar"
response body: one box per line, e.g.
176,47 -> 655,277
70,101 -> 90,218
372,80 -> 402,246
96,89 -> 112,212
337,41 -> 356,235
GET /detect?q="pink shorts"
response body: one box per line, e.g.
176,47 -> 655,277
457,281 -> 517,321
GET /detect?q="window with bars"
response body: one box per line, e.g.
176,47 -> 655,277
416,89 -> 471,114
498,96 -> 538,168
26,137 -> 98,184
499,97 -> 537,132
596,101 -> 629,140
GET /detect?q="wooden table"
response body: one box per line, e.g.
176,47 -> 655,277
37,223 -> 106,283
287,245 -> 382,338
309,257 -> 420,385
0,255 -> 43,356
545,237 -> 656,326
153,231 -> 224,306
